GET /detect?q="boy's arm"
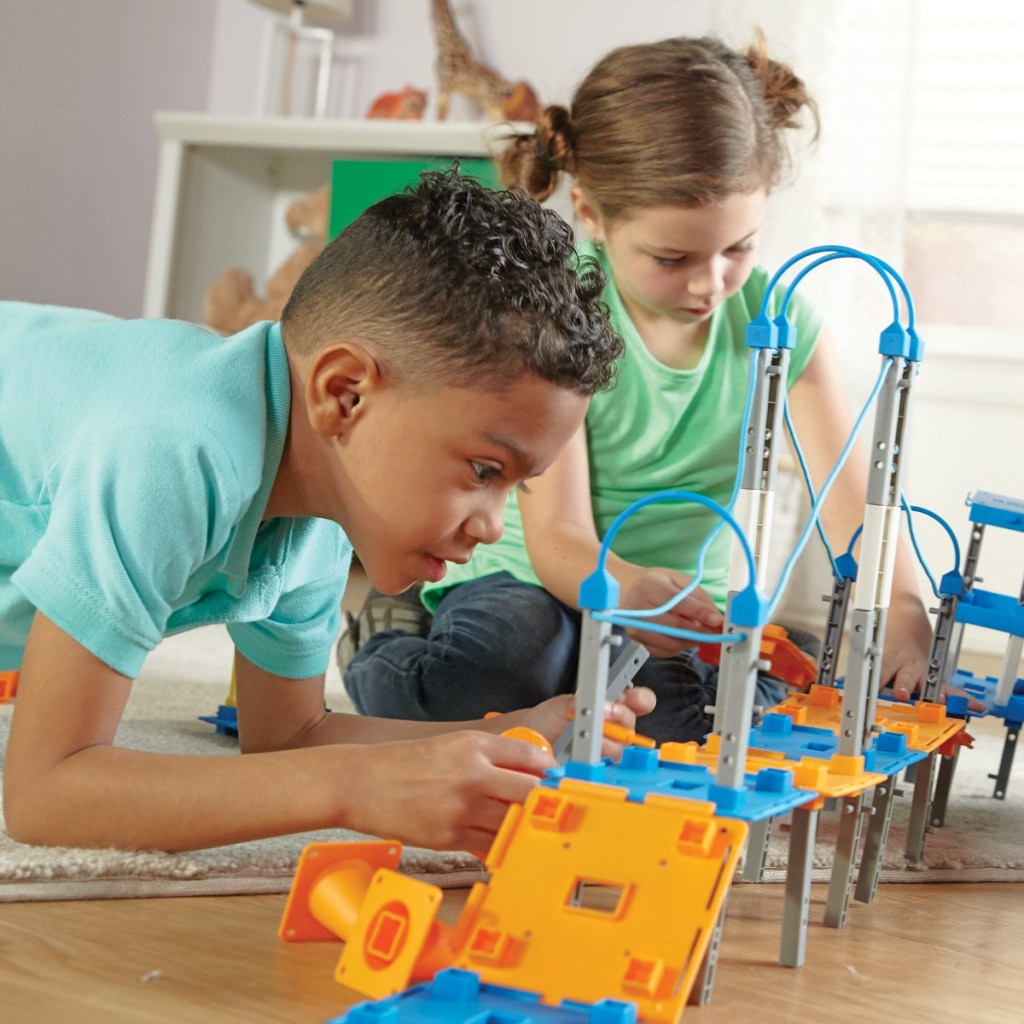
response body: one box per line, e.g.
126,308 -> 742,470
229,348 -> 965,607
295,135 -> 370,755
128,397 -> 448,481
787,331 -> 932,697
3,613 -> 554,853
518,426 -> 722,655
232,651 -> 655,761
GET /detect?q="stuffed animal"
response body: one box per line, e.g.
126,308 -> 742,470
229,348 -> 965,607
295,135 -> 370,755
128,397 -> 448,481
366,85 -> 428,119
203,184 -> 331,334
430,0 -> 540,122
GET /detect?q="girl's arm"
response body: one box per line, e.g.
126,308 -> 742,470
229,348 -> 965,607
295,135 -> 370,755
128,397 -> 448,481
786,330 -> 932,698
518,426 -> 723,657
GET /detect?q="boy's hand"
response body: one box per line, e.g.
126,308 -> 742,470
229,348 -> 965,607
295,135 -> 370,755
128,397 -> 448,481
503,687 -> 657,759
339,731 -> 555,854
620,568 -> 723,657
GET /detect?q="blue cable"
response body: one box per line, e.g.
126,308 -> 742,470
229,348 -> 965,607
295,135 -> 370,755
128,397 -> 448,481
593,610 -> 746,646
587,245 -> 919,637
780,251 -> 901,325
781,397 -> 841,576
765,358 -> 894,618
612,348 -> 761,620
594,490 -> 759,629
900,496 -> 962,598
760,244 -> 916,330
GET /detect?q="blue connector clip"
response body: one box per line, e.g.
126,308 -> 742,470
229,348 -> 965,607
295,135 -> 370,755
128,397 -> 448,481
578,567 -> 621,611
745,313 -> 778,350
879,321 -> 911,359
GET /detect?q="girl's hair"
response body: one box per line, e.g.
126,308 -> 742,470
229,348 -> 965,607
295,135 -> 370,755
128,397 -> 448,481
499,33 -> 819,220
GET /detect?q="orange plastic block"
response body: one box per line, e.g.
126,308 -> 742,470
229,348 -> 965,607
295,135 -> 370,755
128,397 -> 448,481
698,624 -> 817,690
939,729 -> 975,757
335,866 -> 450,999
0,670 -> 18,703
665,734 -> 883,802
279,841 -> 402,943
772,685 -> 845,733
872,699 -> 966,753
449,778 -> 747,1024
279,841 -> 455,1001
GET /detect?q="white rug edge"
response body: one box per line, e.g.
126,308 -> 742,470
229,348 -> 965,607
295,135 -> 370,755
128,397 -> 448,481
0,866 -> 488,903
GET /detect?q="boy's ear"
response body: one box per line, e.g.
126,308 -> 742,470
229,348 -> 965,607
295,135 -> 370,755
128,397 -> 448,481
304,343 -> 382,437
569,186 -> 605,246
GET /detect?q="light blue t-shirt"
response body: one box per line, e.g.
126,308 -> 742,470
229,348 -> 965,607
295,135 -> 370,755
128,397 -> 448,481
0,303 -> 351,679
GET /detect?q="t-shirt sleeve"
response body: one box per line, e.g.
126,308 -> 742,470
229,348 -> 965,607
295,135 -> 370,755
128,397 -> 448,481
12,423 -> 242,678
227,519 -> 351,680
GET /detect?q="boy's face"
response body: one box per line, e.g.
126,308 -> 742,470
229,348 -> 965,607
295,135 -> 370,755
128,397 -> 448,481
334,371 -> 588,594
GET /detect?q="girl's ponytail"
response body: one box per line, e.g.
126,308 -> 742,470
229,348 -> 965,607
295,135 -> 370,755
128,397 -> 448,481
498,105 -> 575,202
745,31 -> 820,140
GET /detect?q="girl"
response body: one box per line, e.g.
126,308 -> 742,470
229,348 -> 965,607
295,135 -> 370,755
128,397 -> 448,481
340,34 -> 933,744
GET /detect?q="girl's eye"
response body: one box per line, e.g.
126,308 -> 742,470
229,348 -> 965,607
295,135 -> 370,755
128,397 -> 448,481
471,461 -> 502,483
728,243 -> 754,255
654,255 -> 685,267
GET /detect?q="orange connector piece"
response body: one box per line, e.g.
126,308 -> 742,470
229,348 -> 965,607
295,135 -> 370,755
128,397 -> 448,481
697,624 -> 817,691
279,841 -> 455,1001
0,670 -> 18,703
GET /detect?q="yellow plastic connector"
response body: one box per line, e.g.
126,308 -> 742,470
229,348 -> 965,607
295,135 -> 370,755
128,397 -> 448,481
449,778 -> 747,1024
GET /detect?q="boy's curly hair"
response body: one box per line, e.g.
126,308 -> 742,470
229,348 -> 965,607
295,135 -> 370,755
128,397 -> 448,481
282,167 -> 622,395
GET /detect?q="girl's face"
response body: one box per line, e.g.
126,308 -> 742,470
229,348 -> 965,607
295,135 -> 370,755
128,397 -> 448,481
572,189 -> 767,336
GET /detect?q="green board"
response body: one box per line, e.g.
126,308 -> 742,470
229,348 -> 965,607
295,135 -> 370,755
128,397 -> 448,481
328,157 -> 499,239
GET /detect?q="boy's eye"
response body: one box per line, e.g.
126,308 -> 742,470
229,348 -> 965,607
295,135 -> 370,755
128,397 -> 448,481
728,243 -> 754,255
471,461 -> 502,483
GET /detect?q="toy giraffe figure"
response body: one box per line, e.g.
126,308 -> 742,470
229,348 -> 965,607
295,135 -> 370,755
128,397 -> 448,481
430,0 -> 541,122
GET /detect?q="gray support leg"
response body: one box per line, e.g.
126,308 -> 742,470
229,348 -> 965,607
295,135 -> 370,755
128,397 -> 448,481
554,640 -> 649,761
570,612 -> 613,765
905,751 -> 936,861
740,816 -> 773,883
854,779 -> 897,904
815,577 -> 852,689
990,723 -> 1020,800
689,891 -> 730,1006
780,804 -> 818,967
930,746 -> 960,826
824,793 -> 865,928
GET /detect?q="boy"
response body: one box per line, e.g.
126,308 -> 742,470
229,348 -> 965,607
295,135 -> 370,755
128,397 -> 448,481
0,169 -> 648,855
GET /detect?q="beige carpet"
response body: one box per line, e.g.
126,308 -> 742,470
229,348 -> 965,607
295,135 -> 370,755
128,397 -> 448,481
0,625 -> 485,902
1,626 -> 1021,900
758,709 -> 1024,884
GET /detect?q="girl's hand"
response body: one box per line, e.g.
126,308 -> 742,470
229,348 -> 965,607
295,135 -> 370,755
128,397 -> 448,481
880,593 -> 985,712
880,592 -> 933,702
620,568 -> 724,657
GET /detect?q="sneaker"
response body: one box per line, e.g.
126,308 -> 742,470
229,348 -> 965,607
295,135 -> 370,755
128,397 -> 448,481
336,584 -> 430,674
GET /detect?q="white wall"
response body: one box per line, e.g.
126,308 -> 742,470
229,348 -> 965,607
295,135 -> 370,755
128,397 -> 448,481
207,0 -> 719,120
0,0 -> 215,317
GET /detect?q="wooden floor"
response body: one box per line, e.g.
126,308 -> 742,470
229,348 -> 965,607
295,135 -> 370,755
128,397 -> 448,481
3,607 -> 1018,1023
2,880 -> 1022,1024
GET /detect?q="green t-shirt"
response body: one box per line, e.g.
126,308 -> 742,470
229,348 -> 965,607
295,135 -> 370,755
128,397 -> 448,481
423,250 -> 822,612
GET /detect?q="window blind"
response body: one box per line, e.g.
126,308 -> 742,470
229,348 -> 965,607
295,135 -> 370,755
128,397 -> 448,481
907,1 -> 1024,214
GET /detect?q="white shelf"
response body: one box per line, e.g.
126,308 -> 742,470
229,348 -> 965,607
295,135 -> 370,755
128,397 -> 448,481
144,113 -> 510,323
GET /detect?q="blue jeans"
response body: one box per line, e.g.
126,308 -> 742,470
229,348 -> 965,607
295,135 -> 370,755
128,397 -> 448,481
343,572 -> 793,745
